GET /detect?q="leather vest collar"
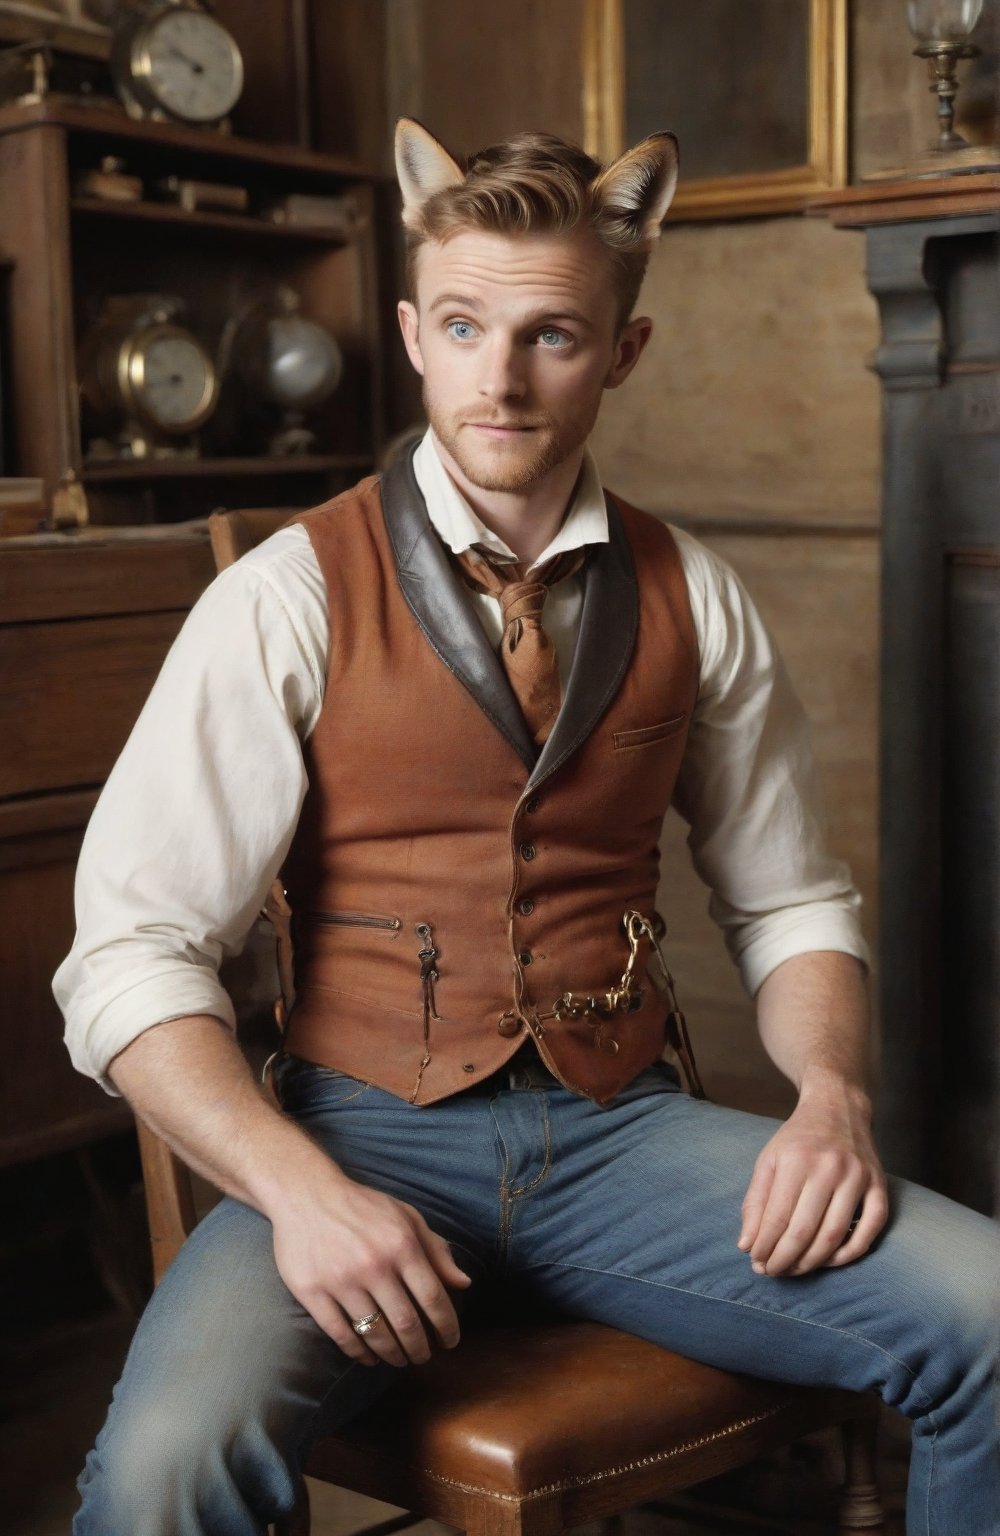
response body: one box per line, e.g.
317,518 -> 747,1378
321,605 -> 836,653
381,447 -> 639,790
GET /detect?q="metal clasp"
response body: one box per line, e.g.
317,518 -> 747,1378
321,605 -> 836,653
547,910 -> 651,1026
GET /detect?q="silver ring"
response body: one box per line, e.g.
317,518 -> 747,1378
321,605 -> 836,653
351,1310 -> 383,1336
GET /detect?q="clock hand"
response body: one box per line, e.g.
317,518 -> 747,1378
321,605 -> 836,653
167,46 -> 204,75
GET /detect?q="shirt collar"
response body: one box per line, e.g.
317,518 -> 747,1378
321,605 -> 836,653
410,428 -> 609,571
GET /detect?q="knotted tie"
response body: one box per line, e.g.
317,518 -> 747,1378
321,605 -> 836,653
454,545 -> 583,745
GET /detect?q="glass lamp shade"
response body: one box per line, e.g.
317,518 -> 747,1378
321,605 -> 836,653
263,316 -> 343,411
906,0 -> 984,44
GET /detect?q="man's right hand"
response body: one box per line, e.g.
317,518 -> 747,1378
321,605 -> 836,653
269,1171 -> 472,1367
108,1016 -> 471,1369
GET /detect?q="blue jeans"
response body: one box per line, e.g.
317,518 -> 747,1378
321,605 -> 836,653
76,1058 -> 999,1536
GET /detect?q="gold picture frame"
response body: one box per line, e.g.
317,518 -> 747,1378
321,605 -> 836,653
582,0 -> 847,220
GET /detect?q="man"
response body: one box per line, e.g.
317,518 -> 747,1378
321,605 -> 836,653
56,121 -> 997,1536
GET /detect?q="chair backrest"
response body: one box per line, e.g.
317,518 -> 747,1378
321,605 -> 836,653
137,507 -> 298,1283
207,507 -> 293,571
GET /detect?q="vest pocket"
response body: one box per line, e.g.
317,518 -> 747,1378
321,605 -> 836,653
613,714 -> 686,751
307,910 -> 402,934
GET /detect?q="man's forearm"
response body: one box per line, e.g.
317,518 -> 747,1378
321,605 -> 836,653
740,950 -> 889,1276
755,949 -> 873,1107
108,1015 -> 340,1220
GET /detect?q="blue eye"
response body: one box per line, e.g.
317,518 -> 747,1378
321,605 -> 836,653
537,328 -> 569,348
447,320 -> 476,341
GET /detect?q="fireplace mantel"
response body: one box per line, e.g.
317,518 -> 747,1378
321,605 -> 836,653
815,176 -> 999,1213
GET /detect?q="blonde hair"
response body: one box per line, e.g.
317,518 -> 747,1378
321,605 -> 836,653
403,133 -> 657,331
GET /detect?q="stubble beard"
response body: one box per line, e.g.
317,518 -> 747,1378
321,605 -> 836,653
425,391 -> 600,496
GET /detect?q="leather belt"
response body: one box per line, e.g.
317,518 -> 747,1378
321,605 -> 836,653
466,1043 -> 559,1095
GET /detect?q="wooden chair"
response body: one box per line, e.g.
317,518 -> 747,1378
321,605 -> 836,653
206,507 -> 299,569
133,507 -> 885,1536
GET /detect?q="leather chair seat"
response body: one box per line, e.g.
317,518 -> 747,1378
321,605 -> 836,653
306,1322 -> 873,1524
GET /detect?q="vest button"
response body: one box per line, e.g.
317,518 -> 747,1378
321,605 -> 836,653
520,842 -> 536,861
518,898 -> 535,916
518,948 -> 533,966
497,1013 -> 521,1037
525,796 -> 540,814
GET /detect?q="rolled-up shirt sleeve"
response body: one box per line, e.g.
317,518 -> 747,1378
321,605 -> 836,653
670,526 -> 869,997
53,531 -> 326,1090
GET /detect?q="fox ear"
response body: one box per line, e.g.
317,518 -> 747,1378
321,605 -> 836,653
591,132 -> 679,242
395,118 -> 464,229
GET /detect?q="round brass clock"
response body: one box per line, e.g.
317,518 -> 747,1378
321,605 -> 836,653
114,322 -> 218,435
111,1 -> 244,126
80,301 -> 219,458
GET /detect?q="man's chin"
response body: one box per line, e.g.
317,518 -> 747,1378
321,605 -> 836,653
446,435 -> 560,495
456,462 -> 551,495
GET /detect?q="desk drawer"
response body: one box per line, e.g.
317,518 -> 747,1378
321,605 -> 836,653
0,611 -> 186,797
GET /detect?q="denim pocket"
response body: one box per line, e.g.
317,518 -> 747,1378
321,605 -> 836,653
274,1054 -> 371,1113
613,1059 -> 683,1103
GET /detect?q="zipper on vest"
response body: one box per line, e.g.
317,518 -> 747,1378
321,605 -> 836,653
415,922 -> 441,1023
308,911 -> 401,933
409,921 -> 440,1103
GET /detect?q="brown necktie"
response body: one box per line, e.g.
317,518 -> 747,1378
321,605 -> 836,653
454,545 -> 583,745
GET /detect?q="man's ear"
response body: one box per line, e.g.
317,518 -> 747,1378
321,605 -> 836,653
397,300 -> 424,376
604,316 -> 653,391
591,132 -> 678,244
395,118 -> 464,231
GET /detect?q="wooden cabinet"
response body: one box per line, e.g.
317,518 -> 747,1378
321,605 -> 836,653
0,9 -> 392,1168
0,530 -> 215,1164
0,99 -> 384,526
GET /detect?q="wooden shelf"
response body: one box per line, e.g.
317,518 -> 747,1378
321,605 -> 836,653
0,97 -> 383,526
81,454 -> 372,483
0,97 -> 382,183
70,194 -> 356,243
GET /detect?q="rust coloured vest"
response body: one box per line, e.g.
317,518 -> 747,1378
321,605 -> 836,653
281,451 -> 699,1106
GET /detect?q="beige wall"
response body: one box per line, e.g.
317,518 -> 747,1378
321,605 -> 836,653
383,0 -> 997,1108
591,218 -> 881,524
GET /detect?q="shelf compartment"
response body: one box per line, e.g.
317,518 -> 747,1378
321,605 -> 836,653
71,195 -> 356,245
0,98 -> 380,184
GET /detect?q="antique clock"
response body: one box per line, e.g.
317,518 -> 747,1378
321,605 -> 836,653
79,295 -> 219,459
110,0 -> 243,126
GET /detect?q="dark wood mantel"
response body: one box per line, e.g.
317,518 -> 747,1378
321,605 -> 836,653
813,173 -> 1000,227
814,175 -> 999,1213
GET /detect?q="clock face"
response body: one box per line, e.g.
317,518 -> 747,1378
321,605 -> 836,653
128,329 -> 217,433
134,8 -> 243,124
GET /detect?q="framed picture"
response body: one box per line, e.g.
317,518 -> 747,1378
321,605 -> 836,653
582,0 -> 847,220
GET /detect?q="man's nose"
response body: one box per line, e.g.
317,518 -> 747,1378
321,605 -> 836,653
478,337 -> 526,401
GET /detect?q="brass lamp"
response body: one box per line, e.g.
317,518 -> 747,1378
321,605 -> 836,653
907,0 -> 985,153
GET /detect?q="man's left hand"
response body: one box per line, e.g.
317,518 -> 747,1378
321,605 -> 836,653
737,1086 -> 889,1277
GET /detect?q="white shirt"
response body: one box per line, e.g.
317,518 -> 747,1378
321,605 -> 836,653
53,432 -> 867,1090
